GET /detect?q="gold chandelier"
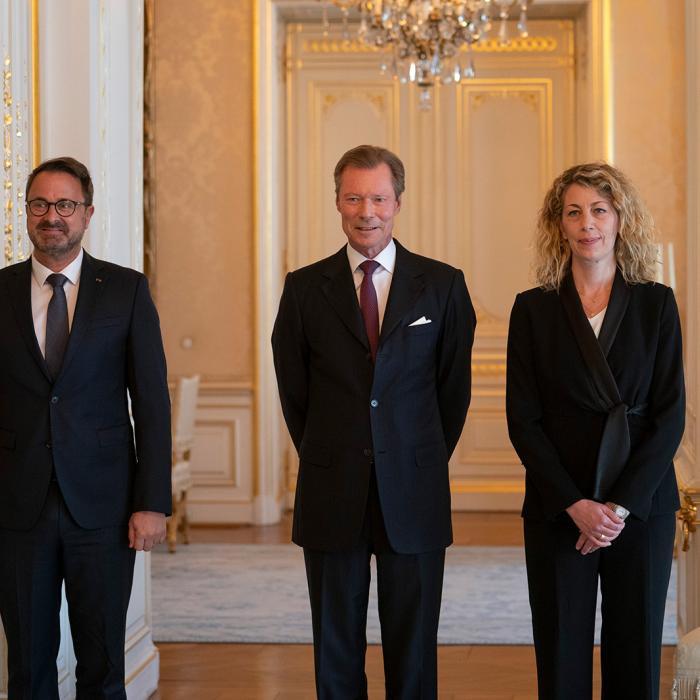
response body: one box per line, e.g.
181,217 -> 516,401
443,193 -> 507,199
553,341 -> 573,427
321,1 -> 530,108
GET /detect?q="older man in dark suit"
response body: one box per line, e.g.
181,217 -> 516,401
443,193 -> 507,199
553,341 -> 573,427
0,156 -> 171,699
272,145 -> 475,699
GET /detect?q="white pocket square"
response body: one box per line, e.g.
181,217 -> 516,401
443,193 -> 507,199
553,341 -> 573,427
408,316 -> 432,327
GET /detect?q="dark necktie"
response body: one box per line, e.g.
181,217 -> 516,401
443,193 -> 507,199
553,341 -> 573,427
359,260 -> 380,362
45,273 -> 69,379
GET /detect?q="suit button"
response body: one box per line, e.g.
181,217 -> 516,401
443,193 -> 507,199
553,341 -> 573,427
50,396 -> 59,404
45,442 -> 51,449
363,448 -> 372,457
370,399 -> 379,408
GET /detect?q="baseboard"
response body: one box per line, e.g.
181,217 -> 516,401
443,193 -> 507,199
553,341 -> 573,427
126,644 -> 159,700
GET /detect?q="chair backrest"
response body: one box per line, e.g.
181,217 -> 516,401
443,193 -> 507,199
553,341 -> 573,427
172,374 -> 200,458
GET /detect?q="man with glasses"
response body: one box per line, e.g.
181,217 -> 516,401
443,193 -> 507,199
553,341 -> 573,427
0,156 -> 171,698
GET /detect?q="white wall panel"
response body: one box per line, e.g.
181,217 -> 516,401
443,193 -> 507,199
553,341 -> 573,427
187,384 -> 255,524
464,83 -> 550,318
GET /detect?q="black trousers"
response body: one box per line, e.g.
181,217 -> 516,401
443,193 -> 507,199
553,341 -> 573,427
0,482 -> 136,700
303,469 -> 446,700
524,513 -> 675,700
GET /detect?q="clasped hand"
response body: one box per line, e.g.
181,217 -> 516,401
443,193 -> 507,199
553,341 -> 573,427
566,499 -> 625,556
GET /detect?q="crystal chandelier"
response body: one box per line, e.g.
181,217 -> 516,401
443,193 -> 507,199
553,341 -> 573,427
321,1 -> 530,108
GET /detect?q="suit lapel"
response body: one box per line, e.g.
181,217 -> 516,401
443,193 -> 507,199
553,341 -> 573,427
559,271 -> 622,410
598,268 -> 631,357
319,241 -> 426,352
320,247 -> 369,351
6,259 -> 52,381
379,241 -> 425,345
58,252 -> 105,379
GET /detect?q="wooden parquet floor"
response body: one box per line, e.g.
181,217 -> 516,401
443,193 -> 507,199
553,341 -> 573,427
150,512 -> 675,699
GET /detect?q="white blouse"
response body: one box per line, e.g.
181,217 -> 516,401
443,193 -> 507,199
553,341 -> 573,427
588,307 -> 607,338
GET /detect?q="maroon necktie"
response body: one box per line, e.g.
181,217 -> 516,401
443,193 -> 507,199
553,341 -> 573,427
359,260 -> 380,362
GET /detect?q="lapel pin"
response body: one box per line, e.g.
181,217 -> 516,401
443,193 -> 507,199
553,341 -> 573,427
96,277 -> 103,283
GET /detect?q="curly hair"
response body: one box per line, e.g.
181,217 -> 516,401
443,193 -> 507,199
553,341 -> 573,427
534,162 -> 658,290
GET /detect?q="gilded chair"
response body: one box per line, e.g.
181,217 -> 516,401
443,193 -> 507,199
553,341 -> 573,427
167,374 -> 200,553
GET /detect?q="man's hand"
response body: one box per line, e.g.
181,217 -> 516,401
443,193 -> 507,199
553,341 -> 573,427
128,511 -> 167,551
566,499 -> 625,554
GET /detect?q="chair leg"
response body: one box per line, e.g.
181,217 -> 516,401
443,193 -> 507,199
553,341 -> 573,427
167,498 -> 180,553
180,491 -> 191,545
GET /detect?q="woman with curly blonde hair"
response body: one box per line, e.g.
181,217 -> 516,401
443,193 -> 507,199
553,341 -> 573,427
534,162 -> 658,290
506,161 -> 684,699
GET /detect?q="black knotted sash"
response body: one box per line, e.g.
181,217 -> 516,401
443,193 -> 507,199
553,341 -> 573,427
560,269 -> 642,500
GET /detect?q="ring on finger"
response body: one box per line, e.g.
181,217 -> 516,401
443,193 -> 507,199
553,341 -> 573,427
600,534 -> 607,541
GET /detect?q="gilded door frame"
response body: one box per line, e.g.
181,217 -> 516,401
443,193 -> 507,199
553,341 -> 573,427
252,0 -> 614,523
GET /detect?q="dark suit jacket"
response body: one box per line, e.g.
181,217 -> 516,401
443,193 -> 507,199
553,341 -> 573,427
506,279 -> 684,522
0,251 -> 172,530
272,240 -> 475,553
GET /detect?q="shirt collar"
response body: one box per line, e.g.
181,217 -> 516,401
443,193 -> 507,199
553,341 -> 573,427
346,238 -> 396,274
32,248 -> 84,287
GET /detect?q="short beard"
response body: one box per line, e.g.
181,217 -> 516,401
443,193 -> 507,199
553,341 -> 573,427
28,228 -> 84,262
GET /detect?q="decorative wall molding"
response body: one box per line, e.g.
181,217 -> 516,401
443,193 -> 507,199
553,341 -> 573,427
124,553 -> 160,698
470,35 -> 559,53
451,365 -> 524,510
0,0 -> 35,270
167,380 -> 255,524
86,0 -> 144,271
254,0 -> 288,526
302,33 -> 560,56
143,0 -> 156,287
580,0 -> 614,161
187,382 -> 255,524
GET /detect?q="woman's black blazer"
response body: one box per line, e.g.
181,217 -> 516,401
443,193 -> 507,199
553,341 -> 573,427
506,280 -> 685,522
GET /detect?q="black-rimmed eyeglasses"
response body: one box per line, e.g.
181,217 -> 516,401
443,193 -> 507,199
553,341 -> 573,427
26,198 -> 87,217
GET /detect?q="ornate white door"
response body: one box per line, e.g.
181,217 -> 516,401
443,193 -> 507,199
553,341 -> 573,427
284,18 -> 576,510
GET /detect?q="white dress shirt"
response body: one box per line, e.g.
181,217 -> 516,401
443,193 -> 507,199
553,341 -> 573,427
31,249 -> 83,357
346,239 -> 396,330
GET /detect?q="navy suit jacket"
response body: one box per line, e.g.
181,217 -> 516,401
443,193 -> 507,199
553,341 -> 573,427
0,251 -> 172,530
272,240 -> 475,553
